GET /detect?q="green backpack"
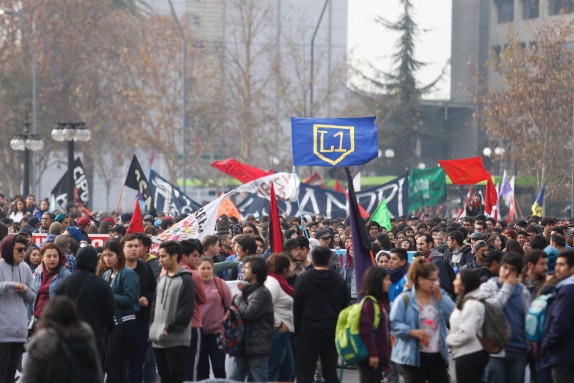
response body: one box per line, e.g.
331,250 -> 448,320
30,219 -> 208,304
335,296 -> 380,365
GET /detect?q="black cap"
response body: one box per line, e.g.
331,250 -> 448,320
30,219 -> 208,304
18,227 -> 33,236
470,232 -> 486,240
143,214 -> 154,222
284,238 -> 301,251
316,229 -> 333,239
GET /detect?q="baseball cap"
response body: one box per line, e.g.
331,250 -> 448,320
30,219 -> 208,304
316,229 -> 333,239
473,240 -> 488,251
18,227 -> 33,236
470,232 -> 486,240
284,238 -> 301,251
77,217 -> 91,227
143,214 -> 154,222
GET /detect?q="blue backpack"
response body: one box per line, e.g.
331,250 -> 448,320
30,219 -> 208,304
525,290 -> 555,342
217,304 -> 245,355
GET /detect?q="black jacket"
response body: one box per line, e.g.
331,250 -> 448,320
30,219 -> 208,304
444,245 -> 473,268
293,268 -> 349,334
55,246 -> 115,360
233,283 -> 274,356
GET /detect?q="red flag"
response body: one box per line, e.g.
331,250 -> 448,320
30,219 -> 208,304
333,180 -> 345,193
507,195 -> 516,223
269,182 -> 283,253
127,198 -> 145,234
211,158 -> 273,183
484,174 -> 498,217
438,156 -> 489,184
303,171 -> 324,186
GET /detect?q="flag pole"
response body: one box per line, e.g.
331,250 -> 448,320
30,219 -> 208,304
292,166 -> 309,237
113,184 -> 126,221
514,194 -> 525,219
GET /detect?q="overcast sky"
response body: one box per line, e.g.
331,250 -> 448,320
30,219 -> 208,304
348,0 -> 452,99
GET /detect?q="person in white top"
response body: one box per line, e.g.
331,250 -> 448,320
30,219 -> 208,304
265,253 -> 295,382
446,269 -> 489,383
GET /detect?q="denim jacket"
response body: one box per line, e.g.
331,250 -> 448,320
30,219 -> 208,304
31,265 -> 71,317
390,286 -> 455,367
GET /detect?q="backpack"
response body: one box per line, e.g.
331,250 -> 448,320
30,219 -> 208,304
525,290 -> 555,343
217,304 -> 245,356
467,297 -> 511,354
335,295 -> 380,365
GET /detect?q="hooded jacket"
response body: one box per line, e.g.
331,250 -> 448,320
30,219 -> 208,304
55,246 -> 115,359
446,288 -> 490,358
293,267 -> 349,334
233,282 -> 274,356
541,274 -> 574,368
22,323 -> 103,383
479,277 -> 530,357
0,235 -> 37,343
149,267 -> 195,348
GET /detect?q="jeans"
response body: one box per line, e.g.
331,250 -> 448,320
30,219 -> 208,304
296,327 -> 339,383
154,346 -> 190,383
229,355 -> 269,382
551,366 -> 574,383
397,352 -> 449,383
0,342 -> 24,383
197,332 -> 226,380
185,327 -> 201,381
129,321 -> 148,383
105,321 -> 138,383
358,357 -> 383,383
143,341 -> 158,383
535,361 -> 553,383
485,354 -> 527,383
455,350 -> 489,383
268,331 -> 294,381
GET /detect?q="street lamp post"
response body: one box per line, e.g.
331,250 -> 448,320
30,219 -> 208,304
10,118 -> 44,196
51,122 -> 91,204
483,146 -> 505,175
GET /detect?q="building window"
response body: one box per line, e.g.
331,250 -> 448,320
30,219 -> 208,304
523,0 -> 539,19
496,0 -> 514,23
549,0 -> 574,15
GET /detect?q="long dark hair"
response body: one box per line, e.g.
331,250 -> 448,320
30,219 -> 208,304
36,296 -> 82,333
359,266 -> 389,304
457,269 -> 481,310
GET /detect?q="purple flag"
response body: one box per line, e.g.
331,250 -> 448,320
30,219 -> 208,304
346,167 -> 375,298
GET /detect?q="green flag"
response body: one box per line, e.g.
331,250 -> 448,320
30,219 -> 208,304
371,197 -> 391,231
408,167 -> 446,212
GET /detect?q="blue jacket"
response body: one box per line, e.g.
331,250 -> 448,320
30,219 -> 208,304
390,286 -> 455,367
541,275 -> 574,368
102,267 -> 140,325
389,275 -> 407,303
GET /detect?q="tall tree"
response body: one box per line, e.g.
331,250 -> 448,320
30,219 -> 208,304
351,0 -> 443,172
472,19 -> 574,201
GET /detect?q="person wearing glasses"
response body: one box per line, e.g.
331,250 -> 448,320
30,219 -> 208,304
242,222 -> 260,238
0,234 -> 37,382
390,258 -> 454,383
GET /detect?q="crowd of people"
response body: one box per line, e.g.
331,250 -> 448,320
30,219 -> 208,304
0,192 -> 574,383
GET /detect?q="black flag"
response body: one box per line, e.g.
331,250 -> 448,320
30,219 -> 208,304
124,154 -> 155,214
50,158 -> 90,209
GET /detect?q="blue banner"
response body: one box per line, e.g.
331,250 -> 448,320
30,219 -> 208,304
233,174 -> 408,219
291,117 -> 378,167
148,170 -> 202,216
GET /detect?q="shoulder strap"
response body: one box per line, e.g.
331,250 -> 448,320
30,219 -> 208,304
402,292 -> 410,308
214,277 -> 225,307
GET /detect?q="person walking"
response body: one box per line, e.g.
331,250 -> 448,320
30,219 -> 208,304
446,269 -> 489,383
21,296 -> 103,383
293,246 -> 349,383
56,245 -> 115,364
149,241 -> 196,383
196,257 -> 233,380
228,256 -> 274,382
101,239 -> 140,383
390,258 -> 455,383
357,266 -> 392,383
0,235 -> 36,383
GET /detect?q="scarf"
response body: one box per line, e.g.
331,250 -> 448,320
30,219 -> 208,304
269,273 -> 294,297
389,263 -> 409,283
